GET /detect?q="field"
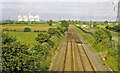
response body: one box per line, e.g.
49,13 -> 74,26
2,24 -> 59,27
2,24 -> 59,31
2,26 -> 56,31
3,31 -> 39,48
2,23 -> 60,47
2,22 -> 66,71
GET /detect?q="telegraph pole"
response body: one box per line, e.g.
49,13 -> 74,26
118,1 -> 120,71
117,0 -> 120,24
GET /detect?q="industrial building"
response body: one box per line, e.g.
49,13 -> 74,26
18,15 -> 23,22
23,15 -> 28,22
34,15 -> 40,22
17,14 -> 40,22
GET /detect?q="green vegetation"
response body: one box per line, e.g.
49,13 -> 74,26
2,24 -> 59,27
47,20 -> 53,26
48,28 -> 62,38
104,21 -> 108,24
2,20 -> 60,27
61,20 -> 69,28
3,31 -> 39,48
35,32 -> 51,44
24,27 -> 31,32
105,25 -> 120,32
2,32 -> 53,71
75,26 -> 119,71
110,30 -> 119,37
67,20 -> 81,25
93,29 -> 112,51
2,20 -> 69,71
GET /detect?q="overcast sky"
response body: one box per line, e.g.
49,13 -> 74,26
1,0 -> 119,21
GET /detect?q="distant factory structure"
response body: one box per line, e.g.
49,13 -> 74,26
18,15 -> 23,22
18,14 -> 40,22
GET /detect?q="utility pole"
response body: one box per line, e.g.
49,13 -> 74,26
117,0 -> 120,24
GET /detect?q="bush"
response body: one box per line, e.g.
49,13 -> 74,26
34,30 -> 40,32
61,20 -> 69,28
57,27 -> 67,34
111,25 -> 120,32
48,28 -> 62,37
93,29 -> 112,48
35,32 -> 51,44
47,20 -> 52,26
105,25 -> 111,30
24,27 -> 31,32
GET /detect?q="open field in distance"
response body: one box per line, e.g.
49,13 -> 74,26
2,26 -> 56,31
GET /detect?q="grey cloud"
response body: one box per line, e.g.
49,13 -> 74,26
2,2 -> 117,21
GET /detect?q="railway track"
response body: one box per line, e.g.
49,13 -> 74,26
62,26 -> 96,72
72,26 -> 96,73
50,25 -> 110,72
62,32 -> 74,73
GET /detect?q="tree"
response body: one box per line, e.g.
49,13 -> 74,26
110,25 -> 120,32
2,20 -> 13,25
103,29 -> 112,41
104,20 -> 108,24
35,32 -> 51,44
24,27 -> 31,32
67,20 -> 71,24
2,32 -> 52,71
82,21 -> 87,24
2,32 -> 16,44
75,20 -> 78,24
47,20 -> 52,26
105,25 -> 111,30
93,29 -> 112,48
48,28 -> 62,37
61,20 -> 69,28
71,20 -> 75,24
78,21 -> 81,24
2,33 -> 30,71
57,26 -> 67,34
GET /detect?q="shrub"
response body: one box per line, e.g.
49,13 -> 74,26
34,30 -> 40,32
47,20 -> 52,26
93,29 -> 112,48
48,28 -> 62,37
13,30 -> 16,31
24,27 -> 31,32
105,25 -> 111,30
61,20 -> 69,28
35,32 -> 51,44
57,27 -> 67,34
111,25 -> 120,32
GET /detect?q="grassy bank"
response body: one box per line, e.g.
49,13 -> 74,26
74,26 -> 119,71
